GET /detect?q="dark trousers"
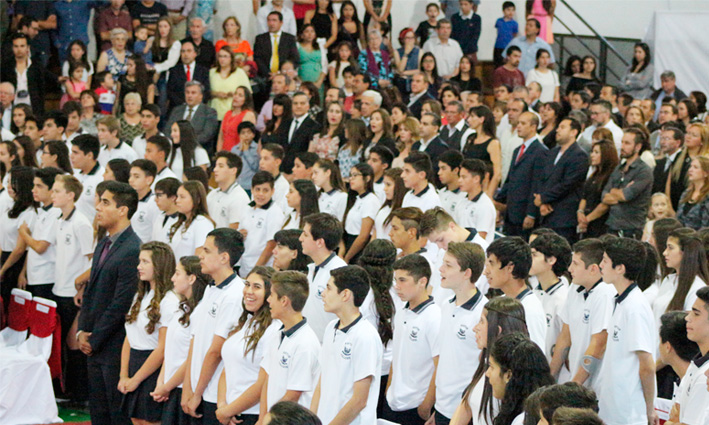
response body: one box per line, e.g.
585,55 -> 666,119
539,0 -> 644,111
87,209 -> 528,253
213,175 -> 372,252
435,409 -> 451,425
493,47 -> 505,68
377,375 -> 388,419
26,283 -> 54,299
381,399 -> 425,425
1,250 -> 26,313
503,221 -> 532,242
608,228 -> 643,239
53,294 -> 87,400
87,357 -> 131,425
551,226 -> 578,244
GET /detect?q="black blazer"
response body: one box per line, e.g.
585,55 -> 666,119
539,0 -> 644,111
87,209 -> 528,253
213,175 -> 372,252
439,122 -> 469,151
78,226 -> 141,363
253,32 -> 300,79
412,136 -> 450,167
534,142 -> 590,229
496,138 -> 548,225
0,57 -> 54,117
280,116 -> 321,174
408,92 -> 435,120
166,62 -> 211,114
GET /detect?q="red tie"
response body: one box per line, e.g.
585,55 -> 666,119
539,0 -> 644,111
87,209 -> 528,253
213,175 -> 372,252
186,65 -> 191,81
516,143 -> 526,163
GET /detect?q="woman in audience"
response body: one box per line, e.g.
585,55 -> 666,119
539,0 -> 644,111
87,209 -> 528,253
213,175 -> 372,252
357,28 -> 393,89
538,102 -> 562,149
310,101 -> 345,160
338,119 -> 367,180
440,85 -> 462,109
578,139 -> 619,238
261,94 -> 292,146
390,103 -> 410,134
151,17 -> 182,113
119,242 -> 179,424
422,98 -> 444,124
450,55 -> 482,94
169,121 -> 210,179
272,230 -> 311,273
96,28 -> 130,80
685,123 -> 709,159
676,156 -> 709,230
103,158 -> 131,183
336,0 -> 365,56
152,255 -> 209,424
282,179 -> 320,230
364,108 -> 397,159
648,218 -> 683,302
342,163 -> 378,263
363,0 -> 392,38
169,181 -> 215,259
215,17 -> 253,60
119,93 -> 144,144
328,41 -> 357,88
210,46 -> 251,121
10,103 -> 33,135
79,90 -> 102,136
624,105 -> 645,127
0,141 -> 20,187
465,105 -> 502,197
393,28 -> 421,97
373,167 -> 404,240
115,55 -> 155,114
217,86 -> 256,152
298,24 -> 328,93
450,297 -> 529,425
678,99 -> 699,128
312,159 -> 347,221
393,116 -> 419,168
11,136 -> 37,167
305,0 -> 338,50
216,266 -> 278,425
620,42 -> 654,100
40,141 -> 73,174
420,52 -> 442,98
566,56 -> 598,95
560,55 -> 581,98
526,49 -> 560,103
61,40 -> 94,88
690,91 -> 708,122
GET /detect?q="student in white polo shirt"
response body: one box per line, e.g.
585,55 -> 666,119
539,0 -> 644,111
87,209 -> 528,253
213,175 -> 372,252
550,238 -> 615,392
182,228 -> 246,424
529,233 -> 571,366
97,115 -> 138,168
401,151 -> 442,211
312,159 -> 348,222
132,105 -> 163,159
456,159 -> 496,244
144,135 -> 179,190
437,150 -> 466,218
384,254 -> 440,425
311,265 -> 383,425
259,144 -> 290,214
215,266 -> 280,425
673,287 -> 709,425
70,134 -> 104,222
598,237 -> 657,425
367,144 -> 393,203
434,242 -> 488,425
342,163 -> 380,264
260,271 -> 321,413
128,159 -> 161,242
151,178 -> 180,243
483,237 -> 547,349
207,151 -> 250,229
299,213 -> 347,341
420,206 -> 490,252
168,181 -> 215,260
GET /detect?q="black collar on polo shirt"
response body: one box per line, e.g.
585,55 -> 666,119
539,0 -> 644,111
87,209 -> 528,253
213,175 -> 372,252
577,279 -> 603,300
42,203 -> 54,211
139,190 -> 153,202
692,351 -> 709,368
358,190 -> 373,199
280,317 -> 308,341
406,296 -> 435,313
220,180 -> 240,194
376,176 -> 384,184
212,272 -> 238,289
415,247 -> 427,255
157,166 -> 169,176
450,187 -> 461,194
314,252 -> 337,279
60,207 -> 76,221
248,199 -> 274,209
326,188 -> 338,196
413,185 -> 430,197
163,212 -> 179,226
336,314 -> 363,333
464,227 -> 479,241
515,288 -> 531,300
614,283 -> 637,306
87,162 -> 101,175
451,289 -> 483,311
536,280 -> 563,295
469,190 -> 483,202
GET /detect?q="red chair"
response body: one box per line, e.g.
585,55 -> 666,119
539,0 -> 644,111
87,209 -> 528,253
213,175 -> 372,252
0,288 -> 32,348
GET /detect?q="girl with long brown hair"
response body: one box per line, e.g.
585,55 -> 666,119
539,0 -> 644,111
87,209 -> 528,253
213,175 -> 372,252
577,139 -> 619,238
312,159 -> 347,221
169,181 -> 215,259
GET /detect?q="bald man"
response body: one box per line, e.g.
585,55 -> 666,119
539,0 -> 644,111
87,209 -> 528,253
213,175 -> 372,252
0,82 -> 15,131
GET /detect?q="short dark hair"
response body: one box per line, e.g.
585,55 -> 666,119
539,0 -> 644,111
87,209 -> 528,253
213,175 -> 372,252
438,149 -> 463,170
71,134 -> 100,160
131,158 -> 157,178
404,151 -> 432,177
35,167 -> 63,188
43,110 -> 68,130
141,104 -> 161,117
61,100 -> 82,117
572,238 -> 604,267
107,159 -> 131,183
460,158 -> 487,182
330,265 -> 370,307
155,177 -> 181,197
561,117 -> 582,135
697,286 -> 709,313
421,111 -> 442,128
571,90 -> 591,105
661,126 -> 684,142
207,228 -> 245,267
252,170 -> 275,189
237,121 -> 259,142
267,401 -> 322,425
660,311 -> 700,362
591,99 -> 612,113
603,237 -> 646,281
302,213 -> 343,251
18,15 -> 37,29
426,2 -> 440,12
102,181 -> 139,219
502,1 -> 516,9
215,151 -> 243,178
147,135 -> 172,156
393,254 -> 431,286
506,45 -> 522,56
539,383 -> 599,424
262,143 -> 284,160
530,233 -> 572,277
527,18 -> 541,30
552,407 -> 603,425
268,10 -> 284,21
296,152 -> 319,169
272,271 -> 309,312
487,237 -> 532,280
446,242 -> 485,283
369,145 -> 394,168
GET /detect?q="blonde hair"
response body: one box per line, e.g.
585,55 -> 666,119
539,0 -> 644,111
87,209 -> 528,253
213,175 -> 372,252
123,92 -> 142,107
396,116 -> 421,151
688,123 -> 709,157
648,192 -> 675,220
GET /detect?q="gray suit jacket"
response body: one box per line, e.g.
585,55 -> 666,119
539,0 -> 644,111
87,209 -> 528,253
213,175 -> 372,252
165,104 -> 219,151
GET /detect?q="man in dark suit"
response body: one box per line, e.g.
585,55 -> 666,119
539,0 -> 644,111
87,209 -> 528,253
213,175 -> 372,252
0,33 -> 53,117
439,100 -> 470,151
253,11 -> 299,79
495,112 -> 548,239
653,126 -> 690,210
164,81 -> 219,153
280,91 -> 320,174
412,112 -> 451,183
407,72 -> 434,119
182,16 -> 215,69
166,40 -> 210,115
533,117 -> 590,242
77,181 -> 141,425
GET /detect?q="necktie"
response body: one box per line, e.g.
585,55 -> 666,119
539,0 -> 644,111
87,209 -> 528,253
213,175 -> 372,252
271,34 -> 280,74
290,118 -> 300,142
98,239 -> 112,266
516,143 -> 526,163
186,106 -> 194,121
186,65 -> 191,81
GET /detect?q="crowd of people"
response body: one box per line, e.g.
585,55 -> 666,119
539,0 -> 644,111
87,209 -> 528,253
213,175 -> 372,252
2,0 -> 709,425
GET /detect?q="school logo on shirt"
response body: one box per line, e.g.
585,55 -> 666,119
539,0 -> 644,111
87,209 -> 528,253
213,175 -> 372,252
409,326 -> 420,342
457,324 -> 468,340
64,234 -> 73,245
582,309 -> 590,324
612,325 -> 621,341
316,285 -> 325,300
256,217 -> 265,229
209,302 -> 219,317
85,186 -> 92,196
220,207 -> 227,218
137,210 -> 146,223
546,313 -> 552,326
341,342 -> 352,360
279,351 -> 291,368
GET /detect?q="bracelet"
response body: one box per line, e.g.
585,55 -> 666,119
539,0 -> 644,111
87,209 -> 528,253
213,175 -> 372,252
577,210 -> 584,214
76,330 -> 83,341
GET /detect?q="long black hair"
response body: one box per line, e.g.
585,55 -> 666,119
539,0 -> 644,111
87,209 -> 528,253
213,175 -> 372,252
0,141 -> 21,179
177,256 -> 210,327
469,105 -> 497,138
343,162 -> 374,226
666,229 -> 709,312
265,94 -> 293,135
273,229 -> 312,273
358,239 -> 397,345
170,120 -> 198,174
285,179 -> 320,229
44,140 -> 73,174
631,42 -> 651,73
8,166 -> 37,219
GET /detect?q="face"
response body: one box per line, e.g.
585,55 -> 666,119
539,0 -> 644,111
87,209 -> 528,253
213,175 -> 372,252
437,22 -> 452,39
327,103 -> 343,126
688,159 -> 708,183
439,252 -> 469,290
660,130 -> 681,154
180,43 -> 198,66
175,186 -> 194,215
473,309 -> 488,349
185,85 -> 202,106
272,104 -> 284,118
322,276 -> 347,313
583,57 -> 595,73
625,108 -> 643,126
367,153 -> 387,176
286,183 -> 302,209
589,144 -> 602,167
426,5 -> 439,18
70,44 -> 84,61
441,90 -> 457,107
0,144 -> 12,166
685,126 -> 703,151
529,248 -> 552,277
445,104 -> 462,126
41,145 -> 56,167
129,167 -> 153,193
301,25 -> 316,42
189,19 -> 205,38
259,150 -> 280,175
382,175 -> 396,201
23,120 -> 40,141
141,110 -> 160,132
267,14 -> 282,32
292,94 -> 309,117
12,38 -> 29,59
661,77 -> 676,94
516,113 -> 536,140
678,102 -> 689,120
411,74 -> 426,95
272,242 -> 297,271
401,164 -> 424,190
393,269 -> 424,302
525,19 -> 539,37
244,273 -> 267,313
154,186 -> 175,211
507,51 -> 521,67
658,106 -> 677,124
555,119 -> 576,145
438,162 -> 457,186
420,115 -> 438,139
484,254 -> 513,290
271,75 -> 286,94
422,55 -> 435,72
171,262 -> 195,297
619,133 -> 639,159
70,145 -> 91,170
144,142 -> 164,164
51,181 -> 74,209
171,123 -> 181,144
348,167 -> 366,192
367,32 -> 382,50
32,176 -> 51,204
199,236 -> 225,276
398,125 -> 412,142
137,250 -> 155,282
252,183 -> 274,207
599,252 -> 622,284
95,190 -> 125,228
634,46 -> 646,63
232,88 -> 247,109
158,20 -> 171,38
360,96 -> 376,118
42,120 -> 62,141
369,111 -> 383,132
589,105 -> 609,126
686,298 -> 709,343
458,167 -> 480,194
388,216 -> 413,249
569,94 -> 585,111
12,107 -> 25,128
569,252 -> 595,286
299,223 -> 318,257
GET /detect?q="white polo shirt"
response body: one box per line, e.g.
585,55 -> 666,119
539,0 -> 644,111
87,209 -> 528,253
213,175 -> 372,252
151,212 -> 179,243
532,277 -> 570,362
674,352 -> 709,425
262,318 -> 321,410
74,164 -> 104,223
164,309 -> 192,387
273,174 -> 290,214
169,145 -> 210,181
125,290 -> 180,350
318,316 -> 382,425
439,187 -> 465,218
27,205 -> 61,285
190,273 -> 245,403
97,141 -> 138,168
558,280 -> 616,392
387,296 -> 441,411
514,289 -> 548,350
318,189 -> 348,222
131,131 -> 165,159
222,320 -> 281,415
152,166 -> 179,191
597,284 -> 655,425
455,191 -> 496,244
435,291 -> 488,419
344,192 -> 380,236
207,180 -> 250,229
169,214 -> 214,261
402,184 -> 442,211
131,191 -> 161,243
652,273 -> 705,331
373,178 -> 386,204
374,205 -> 392,241
238,200 -> 284,278
303,253 -> 348,342
54,208 -> 93,297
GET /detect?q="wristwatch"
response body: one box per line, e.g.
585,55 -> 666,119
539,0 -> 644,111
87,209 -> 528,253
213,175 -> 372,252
76,330 -> 83,341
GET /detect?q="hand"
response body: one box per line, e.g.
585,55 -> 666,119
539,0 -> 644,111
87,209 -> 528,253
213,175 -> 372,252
523,216 -> 535,230
17,273 -> 27,289
74,291 -> 83,307
648,410 -> 659,425
215,406 -> 233,425
18,221 -> 31,237
378,79 -> 390,88
181,388 -> 193,415
577,211 -> 587,225
417,403 -> 432,421
424,414 -> 436,425
79,332 -> 92,355
186,395 -> 203,418
150,384 -> 170,402
602,193 -> 619,205
124,377 -> 140,393
117,377 -> 130,394
577,222 -> 588,233
533,193 -> 542,207
540,204 -> 553,216
239,229 -> 248,239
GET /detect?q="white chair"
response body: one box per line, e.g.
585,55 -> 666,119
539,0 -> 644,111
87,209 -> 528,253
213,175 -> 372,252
0,288 -> 32,348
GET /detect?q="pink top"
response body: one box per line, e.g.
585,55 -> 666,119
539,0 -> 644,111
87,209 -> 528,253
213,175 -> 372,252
222,109 -> 248,152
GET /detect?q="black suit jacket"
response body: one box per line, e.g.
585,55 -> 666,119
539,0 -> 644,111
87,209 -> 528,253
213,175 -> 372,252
653,157 -> 671,195
1,57 -> 54,117
412,136 -> 450,186
183,36 -> 216,70
253,32 -> 300,79
534,142 -> 590,229
166,62 -> 211,114
408,92 -> 435,119
496,139 -> 548,225
165,103 -> 220,151
78,226 -> 141,363
653,152 -> 691,210
280,116 -> 320,174
651,87 -> 688,102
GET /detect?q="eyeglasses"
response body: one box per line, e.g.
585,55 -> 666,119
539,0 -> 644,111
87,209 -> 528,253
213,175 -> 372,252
350,172 -> 362,178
